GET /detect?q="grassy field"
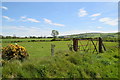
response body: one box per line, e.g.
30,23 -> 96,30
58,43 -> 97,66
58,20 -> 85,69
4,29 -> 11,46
1,38 -> 119,79
2,39 -> 118,57
2,40 -> 72,58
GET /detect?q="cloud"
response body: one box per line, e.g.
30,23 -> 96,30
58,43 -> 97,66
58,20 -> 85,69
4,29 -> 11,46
2,16 -> 10,20
88,30 -> 118,33
0,6 -> 8,10
2,26 -> 118,37
43,18 -> 65,27
91,18 -> 96,20
97,26 -> 103,29
2,16 -> 14,21
21,16 -> 26,19
20,16 -> 40,23
78,8 -> 88,17
90,13 -> 101,17
43,18 -> 52,24
27,18 -> 40,23
99,17 -> 118,26
2,26 -> 51,37
90,13 -> 101,20
59,30 -> 118,36
53,23 -> 65,26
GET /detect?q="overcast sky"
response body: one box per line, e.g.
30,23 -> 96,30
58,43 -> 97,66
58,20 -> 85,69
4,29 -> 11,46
1,2 -> 118,37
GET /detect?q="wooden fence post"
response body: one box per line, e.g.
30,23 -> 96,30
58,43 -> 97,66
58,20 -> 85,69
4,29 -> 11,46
99,37 -> 103,53
51,44 -> 55,56
73,38 -> 78,51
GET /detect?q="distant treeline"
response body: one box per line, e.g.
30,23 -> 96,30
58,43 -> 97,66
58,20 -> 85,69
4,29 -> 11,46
0,36 -> 53,39
1,32 -> 119,39
1,38 -> 119,44
0,32 -> 119,43
2,38 -> 72,43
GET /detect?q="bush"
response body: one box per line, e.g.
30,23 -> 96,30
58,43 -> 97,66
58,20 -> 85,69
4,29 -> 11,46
2,44 -> 29,61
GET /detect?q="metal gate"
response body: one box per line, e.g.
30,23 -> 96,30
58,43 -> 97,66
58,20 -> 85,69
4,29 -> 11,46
72,37 -> 106,53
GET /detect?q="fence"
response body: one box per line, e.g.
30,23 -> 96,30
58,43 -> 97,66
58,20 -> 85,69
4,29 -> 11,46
51,37 -> 107,56
72,37 -> 106,53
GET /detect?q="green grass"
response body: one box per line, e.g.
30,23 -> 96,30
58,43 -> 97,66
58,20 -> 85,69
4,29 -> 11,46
1,39 -> 119,78
2,41 -> 72,58
2,40 -> 118,58
2,48 -> 119,78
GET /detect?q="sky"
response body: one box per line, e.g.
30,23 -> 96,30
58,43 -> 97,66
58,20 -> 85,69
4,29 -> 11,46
2,0 -> 119,2
1,2 -> 118,37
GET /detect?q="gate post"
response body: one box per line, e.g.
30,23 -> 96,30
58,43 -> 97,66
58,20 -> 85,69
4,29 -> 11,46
99,37 -> 103,53
51,44 -> 55,56
73,38 -> 78,52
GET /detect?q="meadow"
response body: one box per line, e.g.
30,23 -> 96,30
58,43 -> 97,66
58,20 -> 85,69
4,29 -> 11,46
1,38 -> 119,79
2,39 -> 118,57
2,40 -> 72,58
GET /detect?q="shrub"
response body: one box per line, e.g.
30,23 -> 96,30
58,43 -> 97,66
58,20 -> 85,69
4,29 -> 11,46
2,44 -> 29,61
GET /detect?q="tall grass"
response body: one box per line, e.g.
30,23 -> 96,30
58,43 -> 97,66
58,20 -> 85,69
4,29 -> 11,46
2,47 -> 119,78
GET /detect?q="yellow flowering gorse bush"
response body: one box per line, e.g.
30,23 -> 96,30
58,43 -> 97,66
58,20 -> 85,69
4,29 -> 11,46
2,44 -> 29,60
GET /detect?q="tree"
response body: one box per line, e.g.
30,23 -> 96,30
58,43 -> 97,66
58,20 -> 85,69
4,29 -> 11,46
13,34 -> 16,39
51,30 -> 59,40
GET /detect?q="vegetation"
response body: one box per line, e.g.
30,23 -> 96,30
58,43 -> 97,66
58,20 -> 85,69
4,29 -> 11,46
0,33 -> 119,79
2,44 -> 29,61
59,32 -> 118,39
1,32 -> 118,39
1,39 -> 119,79
2,46 -> 119,78
2,41 -> 74,59
51,30 -> 59,41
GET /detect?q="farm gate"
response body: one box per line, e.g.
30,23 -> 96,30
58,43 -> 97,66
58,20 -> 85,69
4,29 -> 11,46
72,37 -> 106,53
